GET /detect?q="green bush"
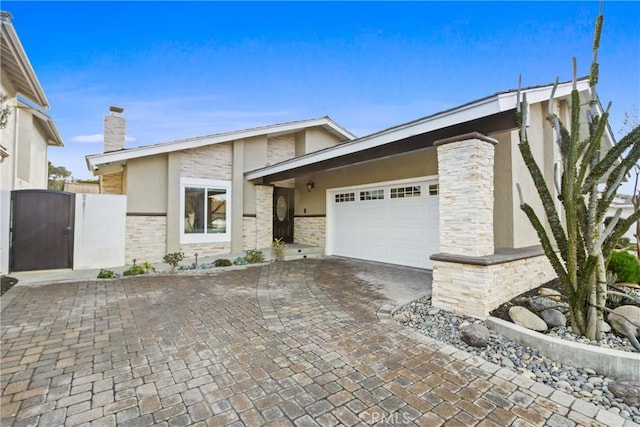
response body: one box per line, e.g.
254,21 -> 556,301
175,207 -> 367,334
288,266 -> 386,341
234,257 -> 248,265
608,251 -> 640,283
97,269 -> 115,279
245,249 -> 265,264
214,258 -> 233,267
123,265 -> 146,276
163,251 -> 185,271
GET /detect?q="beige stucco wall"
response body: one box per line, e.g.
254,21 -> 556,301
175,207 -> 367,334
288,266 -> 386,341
296,127 -> 344,155
126,154 -> 168,213
0,73 -> 17,190
295,148 -> 438,216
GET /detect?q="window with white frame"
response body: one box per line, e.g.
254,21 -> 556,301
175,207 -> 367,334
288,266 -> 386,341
180,178 -> 231,243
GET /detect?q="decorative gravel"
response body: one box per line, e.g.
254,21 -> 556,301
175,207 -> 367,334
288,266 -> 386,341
393,296 -> 640,423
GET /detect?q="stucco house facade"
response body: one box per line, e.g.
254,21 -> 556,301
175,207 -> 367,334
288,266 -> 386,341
86,78 -> 613,318
0,11 -> 63,191
1,11 -> 64,275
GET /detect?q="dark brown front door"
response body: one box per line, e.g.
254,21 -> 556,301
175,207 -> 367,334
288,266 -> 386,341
10,190 -> 75,271
273,187 -> 294,243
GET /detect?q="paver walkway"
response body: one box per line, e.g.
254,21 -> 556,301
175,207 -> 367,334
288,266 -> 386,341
0,258 -> 631,426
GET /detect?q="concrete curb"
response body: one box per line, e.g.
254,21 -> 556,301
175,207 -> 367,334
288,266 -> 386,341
486,316 -> 640,381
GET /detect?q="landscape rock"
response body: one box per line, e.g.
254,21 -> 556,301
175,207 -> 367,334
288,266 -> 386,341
460,323 -> 490,347
608,305 -> 640,350
601,321 -> 611,333
609,381 -> 640,407
393,312 -> 408,323
541,308 -> 567,328
528,296 -> 556,312
509,306 -> 548,332
539,287 -> 562,301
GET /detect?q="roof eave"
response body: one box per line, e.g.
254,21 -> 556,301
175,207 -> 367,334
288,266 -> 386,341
245,79 -> 589,181
85,116 -> 355,171
1,14 -> 49,109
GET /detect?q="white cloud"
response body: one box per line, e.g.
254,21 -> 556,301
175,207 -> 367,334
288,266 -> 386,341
72,134 -> 136,143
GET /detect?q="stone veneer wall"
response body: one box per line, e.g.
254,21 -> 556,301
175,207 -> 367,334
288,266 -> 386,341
180,144 -> 232,180
243,217 -> 257,250
101,173 -> 124,194
255,186 -> 274,249
180,242 -> 231,258
294,217 -> 326,246
432,255 -> 554,319
436,137 -> 495,257
125,216 -> 167,263
267,135 -> 296,188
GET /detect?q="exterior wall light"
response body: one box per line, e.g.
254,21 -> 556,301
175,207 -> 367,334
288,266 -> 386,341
306,181 -> 315,192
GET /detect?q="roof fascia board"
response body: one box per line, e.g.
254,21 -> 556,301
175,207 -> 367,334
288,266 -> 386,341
18,101 -> 64,146
86,117 -> 353,169
0,18 -> 49,109
246,80 -> 589,181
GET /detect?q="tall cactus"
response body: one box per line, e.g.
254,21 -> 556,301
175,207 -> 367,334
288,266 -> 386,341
516,7 -> 640,339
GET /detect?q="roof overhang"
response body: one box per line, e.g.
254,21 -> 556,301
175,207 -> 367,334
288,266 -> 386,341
1,12 -> 49,109
18,100 -> 63,146
247,79 -> 590,183
86,116 -> 355,175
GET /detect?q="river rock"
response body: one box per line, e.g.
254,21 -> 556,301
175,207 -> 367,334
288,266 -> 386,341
393,312 -> 408,323
539,287 -> 562,301
509,306 -> 548,331
609,381 -> 640,407
608,305 -> 640,349
529,296 -> 556,312
460,323 -> 490,347
541,308 -> 567,328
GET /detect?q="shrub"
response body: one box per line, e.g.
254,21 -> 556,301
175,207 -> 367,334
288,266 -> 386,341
123,265 -> 146,276
608,251 -> 640,283
271,238 -> 286,261
141,261 -> 155,274
97,269 -> 115,279
163,251 -> 185,271
245,249 -> 265,264
214,258 -> 233,267
234,257 -> 248,265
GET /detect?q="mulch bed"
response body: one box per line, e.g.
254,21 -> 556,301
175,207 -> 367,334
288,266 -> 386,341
1,276 -> 18,296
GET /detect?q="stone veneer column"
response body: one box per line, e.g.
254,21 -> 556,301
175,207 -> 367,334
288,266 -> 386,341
255,185 -> 274,249
434,132 -> 497,257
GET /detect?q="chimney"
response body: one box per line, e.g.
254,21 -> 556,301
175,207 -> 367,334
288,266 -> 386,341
104,106 -> 126,153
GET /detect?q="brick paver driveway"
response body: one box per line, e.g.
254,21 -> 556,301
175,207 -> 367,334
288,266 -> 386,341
1,258 -> 619,426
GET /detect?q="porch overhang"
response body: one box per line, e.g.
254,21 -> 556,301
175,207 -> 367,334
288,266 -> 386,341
248,109 -> 517,184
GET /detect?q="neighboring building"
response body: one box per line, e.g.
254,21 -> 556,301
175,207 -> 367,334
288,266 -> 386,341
87,78 -> 615,318
1,11 -> 64,275
607,194 -> 638,243
0,11 -> 63,190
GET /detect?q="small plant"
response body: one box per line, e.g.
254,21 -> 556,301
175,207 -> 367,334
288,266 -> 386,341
271,238 -> 286,261
245,249 -> 265,264
123,265 -> 146,276
607,251 -> 640,283
214,258 -> 233,267
97,269 -> 115,279
141,261 -> 155,274
234,257 -> 248,265
163,251 -> 185,271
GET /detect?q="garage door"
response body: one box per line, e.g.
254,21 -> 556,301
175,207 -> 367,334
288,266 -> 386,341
329,180 -> 439,269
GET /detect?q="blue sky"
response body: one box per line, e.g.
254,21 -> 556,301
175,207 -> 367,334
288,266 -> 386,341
5,1 -> 640,192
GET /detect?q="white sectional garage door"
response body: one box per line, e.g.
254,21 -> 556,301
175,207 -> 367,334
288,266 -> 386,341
328,179 -> 439,269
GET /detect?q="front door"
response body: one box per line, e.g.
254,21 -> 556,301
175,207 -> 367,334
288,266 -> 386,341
10,190 -> 75,271
273,187 -> 294,243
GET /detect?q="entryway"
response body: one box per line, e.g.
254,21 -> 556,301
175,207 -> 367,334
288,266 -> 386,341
273,187 -> 294,243
10,190 -> 75,271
